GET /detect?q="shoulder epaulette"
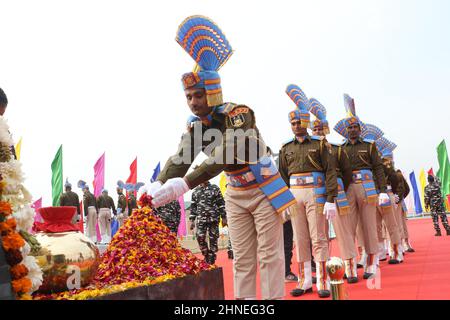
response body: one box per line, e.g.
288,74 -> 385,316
310,135 -> 325,141
220,102 -> 238,115
281,138 -> 295,148
186,115 -> 200,126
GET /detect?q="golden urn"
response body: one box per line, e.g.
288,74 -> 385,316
32,207 -> 100,294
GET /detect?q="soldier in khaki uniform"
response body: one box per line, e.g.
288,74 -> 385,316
78,180 -> 98,242
279,86 -> 337,298
59,179 -> 80,224
396,170 -> 415,252
308,99 -> 358,284
333,94 -> 390,279
147,16 -> 296,300
373,137 -> 404,264
96,189 -> 116,244
116,181 -> 128,227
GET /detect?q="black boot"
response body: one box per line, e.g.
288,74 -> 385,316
435,230 -> 442,236
446,229 -> 450,236
290,287 -> 313,297
227,250 -> 234,259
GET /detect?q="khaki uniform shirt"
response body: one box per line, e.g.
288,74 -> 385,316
59,191 -> 80,215
342,137 -> 387,193
278,135 -> 338,202
97,195 -> 116,214
158,104 -> 266,189
331,144 -> 353,191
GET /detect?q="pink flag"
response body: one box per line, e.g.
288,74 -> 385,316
177,196 -> 187,237
93,152 -> 105,242
93,152 -> 105,197
31,197 -> 43,234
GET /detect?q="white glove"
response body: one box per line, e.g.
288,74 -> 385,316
378,193 -> 390,206
139,181 -> 163,197
152,178 -> 190,208
393,194 -> 400,204
323,202 -> 337,220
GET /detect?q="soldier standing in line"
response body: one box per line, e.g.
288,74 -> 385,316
59,178 -> 81,224
333,94 -> 390,280
425,175 -> 450,236
279,85 -> 338,298
308,98 -> 357,284
96,189 -> 116,244
78,180 -> 98,243
116,181 -> 128,227
190,180 -> 227,265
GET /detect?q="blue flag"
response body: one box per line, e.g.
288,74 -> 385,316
409,171 -> 423,214
151,162 -> 161,183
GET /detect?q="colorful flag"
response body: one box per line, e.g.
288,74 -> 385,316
436,140 -> 450,202
409,171 -> 423,214
419,169 -> 429,212
51,145 -> 63,206
93,152 -> 105,197
15,137 -> 22,161
126,157 -> 137,184
31,197 -> 43,225
219,171 -> 227,196
126,157 -> 137,196
151,162 -> 161,183
93,152 -> 105,242
177,196 -> 187,237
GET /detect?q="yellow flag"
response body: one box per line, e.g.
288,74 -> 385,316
15,137 -> 22,161
419,168 -> 428,212
219,172 -> 227,228
219,171 -> 227,196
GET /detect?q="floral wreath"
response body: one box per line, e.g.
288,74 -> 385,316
0,116 -> 42,299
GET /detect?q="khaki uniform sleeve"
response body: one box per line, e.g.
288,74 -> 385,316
185,106 -> 259,189
278,147 -> 290,186
158,130 -> 203,184
321,141 -> 338,202
339,148 -> 353,191
370,143 -> 387,193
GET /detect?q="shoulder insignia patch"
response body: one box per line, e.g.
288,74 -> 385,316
229,107 -> 249,118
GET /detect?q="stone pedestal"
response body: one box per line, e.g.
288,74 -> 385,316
94,267 -> 224,300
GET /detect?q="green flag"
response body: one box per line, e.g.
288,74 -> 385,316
51,145 -> 63,206
436,140 -> 450,198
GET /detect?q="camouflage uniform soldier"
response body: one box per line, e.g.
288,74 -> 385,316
190,181 -> 227,265
425,175 -> 450,236
59,179 -> 80,224
155,200 -> 181,235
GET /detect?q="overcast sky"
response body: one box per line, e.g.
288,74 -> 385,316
1,0 -> 449,206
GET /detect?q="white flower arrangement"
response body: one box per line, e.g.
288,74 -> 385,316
0,116 -> 43,295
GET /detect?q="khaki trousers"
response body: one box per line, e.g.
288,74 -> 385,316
398,206 -> 409,239
225,187 -> 285,300
98,208 -> 112,242
86,206 -> 98,241
375,194 -> 401,245
289,188 -> 329,262
347,183 -> 379,255
332,203 -> 358,260
117,212 -> 128,227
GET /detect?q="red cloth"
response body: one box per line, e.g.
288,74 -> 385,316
33,206 -> 80,233
428,168 -> 434,176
